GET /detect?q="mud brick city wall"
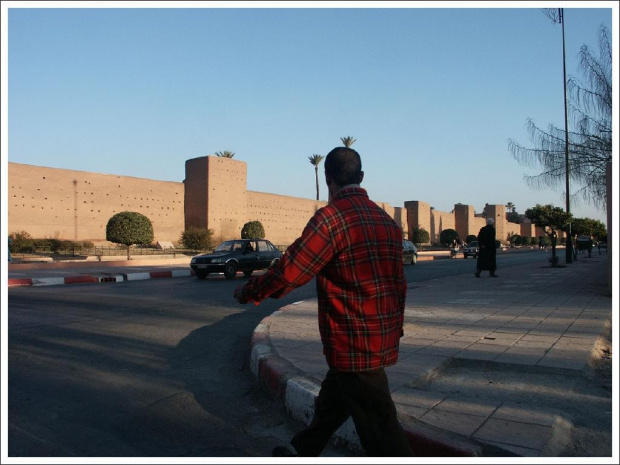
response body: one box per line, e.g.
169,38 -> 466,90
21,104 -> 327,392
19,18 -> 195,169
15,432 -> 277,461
8,157 -> 531,246
246,191 -> 325,245
8,162 -> 184,243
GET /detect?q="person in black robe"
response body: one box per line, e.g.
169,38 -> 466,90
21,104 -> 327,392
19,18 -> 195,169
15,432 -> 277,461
475,217 -> 498,278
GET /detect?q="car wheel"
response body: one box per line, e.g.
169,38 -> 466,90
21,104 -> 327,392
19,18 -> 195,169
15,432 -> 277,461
411,254 -> 417,265
196,270 -> 209,279
270,258 -> 280,269
463,254 -> 467,259
224,262 -> 238,280
243,270 -> 253,277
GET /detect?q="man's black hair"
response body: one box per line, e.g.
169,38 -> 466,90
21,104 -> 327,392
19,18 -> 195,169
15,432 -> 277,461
324,147 -> 363,187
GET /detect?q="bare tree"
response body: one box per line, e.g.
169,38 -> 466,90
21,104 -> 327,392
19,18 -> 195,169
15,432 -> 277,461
508,24 -> 611,209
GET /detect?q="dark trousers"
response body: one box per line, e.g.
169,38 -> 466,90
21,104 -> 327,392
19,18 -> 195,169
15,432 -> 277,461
290,368 -> 413,457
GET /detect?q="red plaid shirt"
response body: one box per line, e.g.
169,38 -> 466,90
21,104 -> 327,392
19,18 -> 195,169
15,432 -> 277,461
240,187 -> 407,372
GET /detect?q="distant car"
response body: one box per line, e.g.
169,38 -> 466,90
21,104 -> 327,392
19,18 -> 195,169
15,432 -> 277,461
403,240 -> 418,265
463,241 -> 479,259
190,239 -> 282,280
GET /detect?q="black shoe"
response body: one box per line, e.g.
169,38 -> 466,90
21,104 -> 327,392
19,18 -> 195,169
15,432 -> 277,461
272,446 -> 297,457
474,272 -> 480,278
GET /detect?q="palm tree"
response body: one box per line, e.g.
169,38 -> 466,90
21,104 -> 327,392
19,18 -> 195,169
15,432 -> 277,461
215,151 -> 235,158
506,202 -> 515,213
308,154 -> 325,201
340,136 -> 357,147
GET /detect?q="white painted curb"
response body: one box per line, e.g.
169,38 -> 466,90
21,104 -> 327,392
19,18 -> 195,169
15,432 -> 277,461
32,277 -> 65,286
171,269 -> 192,278
124,272 -> 151,281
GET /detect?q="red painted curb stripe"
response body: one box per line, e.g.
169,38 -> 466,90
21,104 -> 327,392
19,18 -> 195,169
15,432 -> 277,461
64,275 -> 99,284
8,278 -> 33,287
258,357 -> 289,399
150,270 -> 173,278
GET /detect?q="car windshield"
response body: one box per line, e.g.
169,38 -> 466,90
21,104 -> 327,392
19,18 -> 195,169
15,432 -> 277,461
214,240 -> 246,252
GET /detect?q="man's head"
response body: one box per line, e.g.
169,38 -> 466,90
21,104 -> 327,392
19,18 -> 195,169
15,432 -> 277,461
324,147 -> 364,199
486,217 -> 495,226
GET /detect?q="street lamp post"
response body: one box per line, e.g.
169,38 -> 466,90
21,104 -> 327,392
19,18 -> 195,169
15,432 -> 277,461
559,8 -> 573,264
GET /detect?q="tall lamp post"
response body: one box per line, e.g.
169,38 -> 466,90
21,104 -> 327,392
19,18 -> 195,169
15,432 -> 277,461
559,8 -> 573,263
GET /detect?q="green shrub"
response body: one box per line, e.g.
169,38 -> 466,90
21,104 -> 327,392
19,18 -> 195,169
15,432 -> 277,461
530,237 -> 539,246
439,229 -> 459,246
106,211 -> 154,259
9,231 -> 34,253
411,227 -> 430,245
241,220 -> 265,239
518,236 -> 530,246
180,227 -> 214,251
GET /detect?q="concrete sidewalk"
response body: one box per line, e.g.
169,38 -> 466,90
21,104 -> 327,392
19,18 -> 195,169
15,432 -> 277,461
249,255 -> 612,457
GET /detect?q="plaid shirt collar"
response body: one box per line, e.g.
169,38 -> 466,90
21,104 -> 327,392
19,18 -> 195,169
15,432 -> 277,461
330,184 -> 365,203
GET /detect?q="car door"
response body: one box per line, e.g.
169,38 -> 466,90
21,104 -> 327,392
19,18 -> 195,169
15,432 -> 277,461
256,240 -> 273,269
238,240 -> 260,271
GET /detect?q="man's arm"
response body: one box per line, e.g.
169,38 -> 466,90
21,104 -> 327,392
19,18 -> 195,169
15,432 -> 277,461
234,211 -> 336,304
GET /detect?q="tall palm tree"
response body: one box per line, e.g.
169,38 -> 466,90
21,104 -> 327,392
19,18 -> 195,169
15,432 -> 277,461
340,136 -> 357,147
308,154 -> 325,201
215,151 -> 235,158
506,202 -> 515,213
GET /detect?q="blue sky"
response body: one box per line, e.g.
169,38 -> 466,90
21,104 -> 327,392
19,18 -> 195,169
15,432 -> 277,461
2,1 -> 617,226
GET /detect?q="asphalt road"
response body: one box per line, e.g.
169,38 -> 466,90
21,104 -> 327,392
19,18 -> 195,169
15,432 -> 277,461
7,250 -> 550,458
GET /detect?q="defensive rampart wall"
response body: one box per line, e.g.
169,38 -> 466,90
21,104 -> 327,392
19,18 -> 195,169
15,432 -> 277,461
8,163 -> 184,243
8,158 -> 537,246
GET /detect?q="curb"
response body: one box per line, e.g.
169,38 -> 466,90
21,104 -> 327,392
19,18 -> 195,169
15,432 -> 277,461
249,309 -> 489,457
8,269 -> 195,287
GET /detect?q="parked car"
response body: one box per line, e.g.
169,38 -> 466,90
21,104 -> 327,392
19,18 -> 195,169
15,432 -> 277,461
190,239 -> 282,279
403,240 -> 418,265
463,241 -> 479,259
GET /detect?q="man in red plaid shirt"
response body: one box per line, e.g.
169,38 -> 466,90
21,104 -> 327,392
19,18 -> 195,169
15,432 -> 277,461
234,147 -> 412,457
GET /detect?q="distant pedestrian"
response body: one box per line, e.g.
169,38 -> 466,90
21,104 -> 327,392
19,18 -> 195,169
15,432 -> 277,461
475,217 -> 497,278
234,146 -> 413,457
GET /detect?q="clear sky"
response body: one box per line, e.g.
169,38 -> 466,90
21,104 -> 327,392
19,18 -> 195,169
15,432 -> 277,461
2,1 -> 617,227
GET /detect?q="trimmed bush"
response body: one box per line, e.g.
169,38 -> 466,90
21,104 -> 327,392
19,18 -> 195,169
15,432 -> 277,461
411,227 -> 430,245
439,228 -> 459,246
518,236 -> 530,246
106,211 -> 154,259
241,221 -> 265,239
180,227 -> 214,251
